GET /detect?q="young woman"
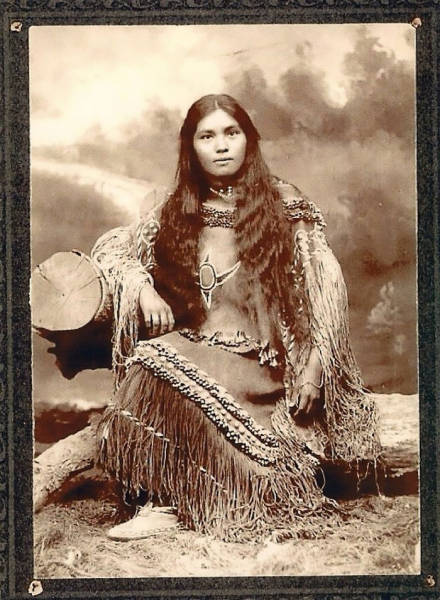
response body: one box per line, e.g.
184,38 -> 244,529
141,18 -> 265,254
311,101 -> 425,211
92,94 -> 380,542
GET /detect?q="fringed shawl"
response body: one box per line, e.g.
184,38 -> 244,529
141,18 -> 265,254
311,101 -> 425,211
91,181 -> 380,465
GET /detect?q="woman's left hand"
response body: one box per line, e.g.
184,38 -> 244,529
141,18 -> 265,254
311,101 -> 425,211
291,383 -> 322,418
290,347 -> 323,420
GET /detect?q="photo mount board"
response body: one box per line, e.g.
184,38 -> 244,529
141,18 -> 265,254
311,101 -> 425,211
0,2 -> 438,599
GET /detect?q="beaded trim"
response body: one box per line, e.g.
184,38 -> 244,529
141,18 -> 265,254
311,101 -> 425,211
125,339 -> 279,466
180,328 -> 258,352
179,328 -> 279,367
201,204 -> 236,228
282,197 -> 326,228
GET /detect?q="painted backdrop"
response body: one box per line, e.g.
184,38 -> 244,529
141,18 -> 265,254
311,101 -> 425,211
30,23 -> 417,417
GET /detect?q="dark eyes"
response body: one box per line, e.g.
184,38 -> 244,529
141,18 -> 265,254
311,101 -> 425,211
198,130 -> 241,140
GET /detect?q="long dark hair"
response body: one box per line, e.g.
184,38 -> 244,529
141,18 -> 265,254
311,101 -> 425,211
154,94 -> 297,351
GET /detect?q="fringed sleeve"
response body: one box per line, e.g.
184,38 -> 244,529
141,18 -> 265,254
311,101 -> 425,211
91,197 -> 164,385
278,181 -> 381,463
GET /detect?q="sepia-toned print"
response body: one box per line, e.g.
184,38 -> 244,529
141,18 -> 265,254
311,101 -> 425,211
30,23 -> 419,579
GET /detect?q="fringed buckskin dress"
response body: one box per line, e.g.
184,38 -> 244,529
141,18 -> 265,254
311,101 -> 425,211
91,179 -> 380,542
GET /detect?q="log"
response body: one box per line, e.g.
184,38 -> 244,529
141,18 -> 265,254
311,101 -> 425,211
33,421 -> 98,512
32,251 -> 113,378
375,392 -> 419,495
32,250 -> 108,331
376,392 -> 419,475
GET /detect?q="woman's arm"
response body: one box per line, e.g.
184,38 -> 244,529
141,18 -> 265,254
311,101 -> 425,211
290,218 -> 359,381
91,199 -> 173,383
279,181 -> 379,461
287,218 -> 325,418
277,179 -> 350,389
275,180 -> 327,416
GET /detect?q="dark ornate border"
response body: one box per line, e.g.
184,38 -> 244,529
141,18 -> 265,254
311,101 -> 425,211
0,2 -> 439,599
0,8 -> 8,600
0,0 -> 438,9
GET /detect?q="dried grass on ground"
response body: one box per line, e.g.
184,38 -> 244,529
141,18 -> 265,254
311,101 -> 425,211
34,493 -> 419,579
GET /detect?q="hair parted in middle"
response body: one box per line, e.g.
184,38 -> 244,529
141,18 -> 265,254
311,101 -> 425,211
153,94 -> 301,351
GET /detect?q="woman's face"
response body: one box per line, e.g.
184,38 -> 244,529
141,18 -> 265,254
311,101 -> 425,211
193,109 -> 247,181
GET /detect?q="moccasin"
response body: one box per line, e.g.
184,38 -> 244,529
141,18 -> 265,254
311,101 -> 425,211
107,504 -> 178,541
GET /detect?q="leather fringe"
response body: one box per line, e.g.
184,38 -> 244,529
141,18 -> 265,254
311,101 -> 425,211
97,363 -> 339,543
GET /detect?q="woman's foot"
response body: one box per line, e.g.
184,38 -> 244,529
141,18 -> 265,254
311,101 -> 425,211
107,504 -> 178,541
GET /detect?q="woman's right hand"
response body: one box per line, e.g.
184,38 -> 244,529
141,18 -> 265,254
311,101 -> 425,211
139,283 -> 175,337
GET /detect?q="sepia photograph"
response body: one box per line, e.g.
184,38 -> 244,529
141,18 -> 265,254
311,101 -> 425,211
30,22 -> 419,580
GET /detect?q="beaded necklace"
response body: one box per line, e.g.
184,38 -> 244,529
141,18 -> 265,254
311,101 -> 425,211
208,185 -> 234,200
201,204 -> 236,228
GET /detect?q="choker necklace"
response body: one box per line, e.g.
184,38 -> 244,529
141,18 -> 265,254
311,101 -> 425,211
209,185 -> 234,200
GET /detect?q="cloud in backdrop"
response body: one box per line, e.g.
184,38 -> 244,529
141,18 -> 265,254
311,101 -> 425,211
30,23 -> 417,412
